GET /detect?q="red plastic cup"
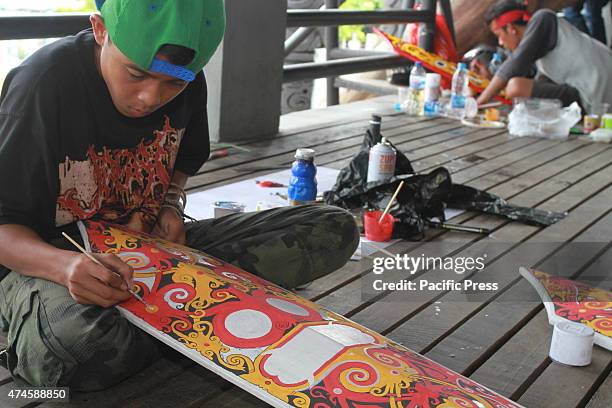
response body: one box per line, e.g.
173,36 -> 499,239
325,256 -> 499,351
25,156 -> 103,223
364,210 -> 395,242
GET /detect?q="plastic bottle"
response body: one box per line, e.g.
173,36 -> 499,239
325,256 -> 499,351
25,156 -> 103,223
288,148 -> 317,205
488,53 -> 503,76
409,62 -> 426,115
348,32 -> 361,50
424,73 -> 441,117
450,62 -> 469,114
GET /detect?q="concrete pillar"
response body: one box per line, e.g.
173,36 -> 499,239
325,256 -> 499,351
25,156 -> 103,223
205,1 -> 288,142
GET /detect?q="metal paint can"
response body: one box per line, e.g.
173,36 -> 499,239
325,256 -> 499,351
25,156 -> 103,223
601,113 -> 612,129
549,322 -> 594,366
367,137 -> 396,183
212,201 -> 246,218
583,114 -> 600,133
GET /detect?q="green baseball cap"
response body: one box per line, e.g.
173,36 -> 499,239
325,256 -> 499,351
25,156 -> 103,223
96,0 -> 225,82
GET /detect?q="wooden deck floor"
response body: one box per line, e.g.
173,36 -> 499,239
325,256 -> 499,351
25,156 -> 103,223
1,96 -> 610,407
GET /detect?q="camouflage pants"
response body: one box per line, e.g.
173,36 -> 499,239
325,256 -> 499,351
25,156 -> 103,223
0,204 -> 358,391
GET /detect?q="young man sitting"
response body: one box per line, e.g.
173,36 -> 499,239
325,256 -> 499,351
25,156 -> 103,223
0,0 -> 358,391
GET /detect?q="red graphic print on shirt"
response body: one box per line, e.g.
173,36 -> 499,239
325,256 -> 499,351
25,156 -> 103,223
56,116 -> 184,231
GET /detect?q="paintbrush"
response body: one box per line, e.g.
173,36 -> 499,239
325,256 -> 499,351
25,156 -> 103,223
428,221 -> 491,235
379,181 -> 405,223
62,232 -> 149,306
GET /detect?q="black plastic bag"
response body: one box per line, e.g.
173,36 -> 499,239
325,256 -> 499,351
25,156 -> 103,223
324,119 -> 566,240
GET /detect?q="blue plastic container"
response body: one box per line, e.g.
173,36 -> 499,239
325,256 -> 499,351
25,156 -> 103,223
288,148 -> 317,205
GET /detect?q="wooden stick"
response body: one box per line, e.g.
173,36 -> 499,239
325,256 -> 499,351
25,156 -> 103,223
62,232 -> 148,306
379,181 -> 405,223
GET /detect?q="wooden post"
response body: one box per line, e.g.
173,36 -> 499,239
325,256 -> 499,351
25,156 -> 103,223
205,0 -> 287,142
418,0 -> 436,51
325,0 -> 340,106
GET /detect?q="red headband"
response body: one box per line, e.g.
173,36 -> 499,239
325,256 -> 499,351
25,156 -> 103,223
492,10 -> 531,30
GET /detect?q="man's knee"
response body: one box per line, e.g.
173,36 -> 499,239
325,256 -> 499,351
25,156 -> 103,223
7,285 -> 158,391
45,305 -> 159,391
309,205 -> 359,256
505,77 -> 533,99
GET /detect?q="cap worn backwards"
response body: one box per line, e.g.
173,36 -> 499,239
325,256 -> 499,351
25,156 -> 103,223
96,0 -> 225,82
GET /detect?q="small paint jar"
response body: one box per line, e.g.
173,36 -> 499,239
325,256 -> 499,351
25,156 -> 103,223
549,322 -> 594,366
212,201 -> 246,218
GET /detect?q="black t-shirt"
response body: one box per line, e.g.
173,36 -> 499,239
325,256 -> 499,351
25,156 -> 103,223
0,30 -> 210,280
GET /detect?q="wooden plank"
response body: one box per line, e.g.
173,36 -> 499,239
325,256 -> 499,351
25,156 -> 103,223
517,346 -> 611,408
38,348 -> 195,407
189,389 -> 270,408
585,372 -> 612,408
317,146 -> 612,324
199,114 -> 422,173
470,309 -> 552,397
469,239 -> 612,397
414,214 -> 611,378
189,147 -> 608,408
384,167 -> 612,355
300,139 -> 600,304
187,118 -> 462,190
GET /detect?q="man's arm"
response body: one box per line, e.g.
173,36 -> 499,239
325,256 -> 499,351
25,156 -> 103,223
478,76 -> 508,105
0,224 -> 133,307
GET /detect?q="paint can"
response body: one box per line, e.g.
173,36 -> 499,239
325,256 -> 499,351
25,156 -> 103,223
549,322 -> 594,366
601,113 -> 612,129
583,114 -> 600,133
366,138 -> 397,183
212,201 -> 246,218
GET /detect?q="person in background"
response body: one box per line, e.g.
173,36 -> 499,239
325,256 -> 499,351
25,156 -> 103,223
464,45 -> 497,79
476,0 -> 612,113
563,0 -> 610,45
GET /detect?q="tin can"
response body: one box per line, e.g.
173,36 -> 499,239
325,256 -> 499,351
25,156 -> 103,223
583,114 -> 600,132
212,201 -> 245,218
549,322 -> 594,367
367,138 -> 396,183
601,113 -> 612,129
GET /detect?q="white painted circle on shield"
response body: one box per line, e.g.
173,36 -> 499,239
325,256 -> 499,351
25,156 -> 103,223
224,309 -> 272,339
266,298 -> 310,316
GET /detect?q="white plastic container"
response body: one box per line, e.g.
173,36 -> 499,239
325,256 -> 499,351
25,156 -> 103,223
549,322 -> 594,366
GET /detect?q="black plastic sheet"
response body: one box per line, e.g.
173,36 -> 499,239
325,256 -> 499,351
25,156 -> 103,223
324,121 -> 566,240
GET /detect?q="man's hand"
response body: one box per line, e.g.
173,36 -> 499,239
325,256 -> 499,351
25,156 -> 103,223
152,206 -> 186,245
63,252 -> 134,308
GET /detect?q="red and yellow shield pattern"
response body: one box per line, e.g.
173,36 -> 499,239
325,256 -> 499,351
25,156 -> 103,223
80,220 -> 522,408
530,269 -> 611,339
375,28 -> 511,105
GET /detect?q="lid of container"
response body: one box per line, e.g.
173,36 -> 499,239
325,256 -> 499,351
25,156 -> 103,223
458,62 -> 467,70
555,322 -> 595,337
425,73 -> 441,87
370,114 -> 382,124
295,148 -> 316,160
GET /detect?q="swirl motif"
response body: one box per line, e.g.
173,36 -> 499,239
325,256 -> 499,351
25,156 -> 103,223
117,251 -> 154,271
338,362 -> 379,391
163,287 -> 190,310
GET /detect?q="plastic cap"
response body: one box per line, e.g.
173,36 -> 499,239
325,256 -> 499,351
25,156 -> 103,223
492,53 -> 502,61
370,114 -> 382,123
415,62 -> 423,68
295,148 -> 315,160
458,62 -> 467,70
425,73 -> 441,87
